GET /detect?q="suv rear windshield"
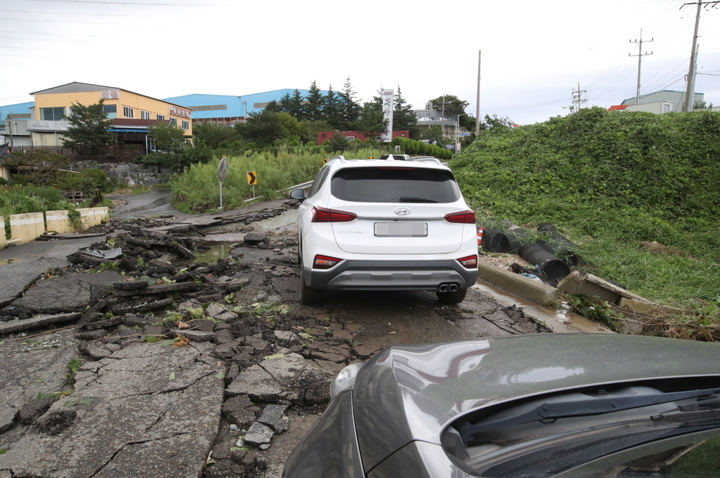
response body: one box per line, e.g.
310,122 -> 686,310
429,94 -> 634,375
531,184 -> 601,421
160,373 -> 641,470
331,167 -> 461,203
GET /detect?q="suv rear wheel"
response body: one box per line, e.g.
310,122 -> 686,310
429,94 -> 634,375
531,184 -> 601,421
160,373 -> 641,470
437,287 -> 467,304
299,248 -> 323,305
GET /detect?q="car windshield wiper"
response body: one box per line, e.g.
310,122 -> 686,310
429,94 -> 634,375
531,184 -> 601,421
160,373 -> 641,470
651,396 -> 720,423
458,388 -> 720,443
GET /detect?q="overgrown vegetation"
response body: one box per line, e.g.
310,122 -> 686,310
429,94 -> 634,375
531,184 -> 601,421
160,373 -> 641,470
171,147 -> 386,212
452,107 -> 720,318
0,185 -> 83,237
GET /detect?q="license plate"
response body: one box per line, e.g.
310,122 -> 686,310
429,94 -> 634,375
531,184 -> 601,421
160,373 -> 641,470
374,222 -> 428,237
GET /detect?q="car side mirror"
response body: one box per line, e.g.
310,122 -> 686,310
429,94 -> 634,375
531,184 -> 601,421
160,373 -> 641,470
290,189 -> 306,200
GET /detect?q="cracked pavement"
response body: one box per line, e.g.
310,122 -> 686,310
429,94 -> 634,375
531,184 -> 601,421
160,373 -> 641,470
0,337 -> 224,478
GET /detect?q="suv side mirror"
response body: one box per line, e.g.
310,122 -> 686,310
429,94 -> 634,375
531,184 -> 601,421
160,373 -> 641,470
290,189 -> 306,200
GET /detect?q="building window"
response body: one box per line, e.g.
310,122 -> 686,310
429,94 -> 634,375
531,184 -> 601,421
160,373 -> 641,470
181,120 -> 189,130
40,107 -> 65,121
140,110 -> 150,120
102,104 -> 117,119
156,114 -> 165,121
169,118 -> 177,126
123,106 -> 134,118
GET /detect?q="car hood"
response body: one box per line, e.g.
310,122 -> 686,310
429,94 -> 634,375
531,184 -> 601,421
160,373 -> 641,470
352,333 -> 720,472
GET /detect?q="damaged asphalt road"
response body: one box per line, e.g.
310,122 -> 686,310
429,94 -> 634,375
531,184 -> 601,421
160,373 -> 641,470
0,194 -> 553,478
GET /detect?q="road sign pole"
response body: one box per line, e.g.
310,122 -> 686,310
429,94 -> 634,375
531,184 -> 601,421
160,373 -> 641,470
219,180 -> 223,210
218,157 -> 228,211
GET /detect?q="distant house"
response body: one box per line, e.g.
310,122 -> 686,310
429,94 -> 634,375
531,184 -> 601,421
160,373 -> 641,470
164,89 -> 328,125
0,101 -> 34,151
610,90 -> 705,114
317,130 -> 410,145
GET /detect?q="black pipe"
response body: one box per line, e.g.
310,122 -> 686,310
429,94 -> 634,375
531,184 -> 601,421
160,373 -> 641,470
517,243 -> 571,285
536,223 -> 583,266
481,228 -> 512,253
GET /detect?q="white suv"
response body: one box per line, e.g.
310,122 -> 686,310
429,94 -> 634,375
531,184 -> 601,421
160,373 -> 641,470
290,155 -> 478,305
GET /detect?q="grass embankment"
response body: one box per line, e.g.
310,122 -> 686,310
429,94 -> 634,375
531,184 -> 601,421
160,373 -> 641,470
452,107 -> 720,335
170,148 -> 386,212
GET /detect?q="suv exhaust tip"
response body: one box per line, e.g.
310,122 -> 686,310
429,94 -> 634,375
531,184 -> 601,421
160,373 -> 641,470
438,283 -> 449,293
449,283 -> 459,293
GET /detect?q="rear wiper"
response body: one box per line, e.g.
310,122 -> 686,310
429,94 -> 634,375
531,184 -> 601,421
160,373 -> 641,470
398,197 -> 437,203
458,388 -> 720,443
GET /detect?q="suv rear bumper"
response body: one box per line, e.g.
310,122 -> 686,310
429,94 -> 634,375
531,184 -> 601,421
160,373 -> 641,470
303,259 -> 478,291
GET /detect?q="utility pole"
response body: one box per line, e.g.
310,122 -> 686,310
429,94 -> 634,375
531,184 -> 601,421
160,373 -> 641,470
629,29 -> 653,105
681,0 -> 719,112
571,83 -> 587,112
475,50 -> 481,135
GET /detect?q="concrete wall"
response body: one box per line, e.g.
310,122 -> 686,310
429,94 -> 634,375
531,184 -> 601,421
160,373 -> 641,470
77,207 -> 109,229
45,210 -> 74,234
3,207 -> 109,246
9,212 -> 45,245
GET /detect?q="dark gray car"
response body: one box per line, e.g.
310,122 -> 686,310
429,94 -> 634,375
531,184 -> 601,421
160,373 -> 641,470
283,334 -> 720,477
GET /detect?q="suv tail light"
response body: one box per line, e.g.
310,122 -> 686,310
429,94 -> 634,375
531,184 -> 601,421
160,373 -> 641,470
458,255 -> 478,269
312,207 -> 357,223
314,255 -> 342,269
445,210 -> 476,224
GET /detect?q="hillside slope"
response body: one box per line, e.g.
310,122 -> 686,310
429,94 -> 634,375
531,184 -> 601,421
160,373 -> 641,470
452,107 -> 720,307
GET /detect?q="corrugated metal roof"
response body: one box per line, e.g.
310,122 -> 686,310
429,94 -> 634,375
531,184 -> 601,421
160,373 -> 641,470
0,101 -> 34,121
30,82 -> 189,109
164,89 -> 327,119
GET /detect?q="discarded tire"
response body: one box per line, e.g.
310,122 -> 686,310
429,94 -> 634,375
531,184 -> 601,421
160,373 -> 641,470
517,243 -> 571,284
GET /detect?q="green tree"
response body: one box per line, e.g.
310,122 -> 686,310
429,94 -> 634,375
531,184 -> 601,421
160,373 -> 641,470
305,81 -> 324,122
427,94 -> 469,118
300,119 -> 333,145
3,150 -> 71,186
338,77 -> 361,130
61,99 -> 116,154
148,122 -> 187,153
323,86 -> 344,129
353,101 -> 386,142
325,133 -> 351,152
193,122 -> 241,149
284,89 -> 305,119
393,86 -> 419,137
236,110 -> 301,146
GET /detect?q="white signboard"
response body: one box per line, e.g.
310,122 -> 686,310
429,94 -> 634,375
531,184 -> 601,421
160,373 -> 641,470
380,89 -> 394,143
27,120 -> 70,132
101,89 -> 120,100
169,105 -> 192,119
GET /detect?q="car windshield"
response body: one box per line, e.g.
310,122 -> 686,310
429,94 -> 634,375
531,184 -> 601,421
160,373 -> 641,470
330,167 -> 461,203
443,380 -> 720,477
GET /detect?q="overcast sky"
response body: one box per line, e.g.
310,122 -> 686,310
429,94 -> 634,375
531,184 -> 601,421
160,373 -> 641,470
1,0 -> 719,125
